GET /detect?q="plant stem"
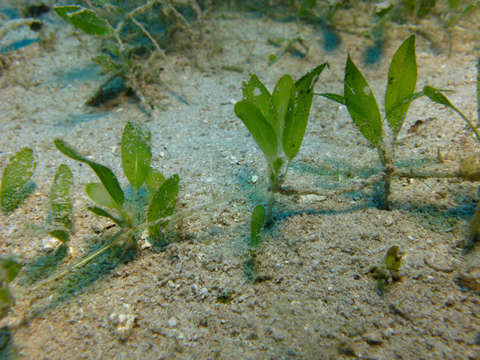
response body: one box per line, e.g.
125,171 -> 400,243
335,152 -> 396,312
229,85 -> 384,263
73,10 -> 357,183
477,57 -> 479,127
266,173 -> 276,226
382,166 -> 393,211
377,140 -> 392,210
450,102 -> 480,142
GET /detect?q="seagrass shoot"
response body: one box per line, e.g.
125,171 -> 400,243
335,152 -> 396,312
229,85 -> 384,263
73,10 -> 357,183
369,245 -> 403,296
54,120 -> 180,250
0,121 -> 181,315
319,35 -> 454,210
234,63 -> 328,223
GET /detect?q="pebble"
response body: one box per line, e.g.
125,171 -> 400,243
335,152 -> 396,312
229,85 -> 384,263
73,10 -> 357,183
109,312 -> 136,341
299,194 -> 327,204
41,235 -> 62,252
363,331 -> 384,345
168,317 -> 177,327
384,216 -> 395,227
384,327 -> 394,338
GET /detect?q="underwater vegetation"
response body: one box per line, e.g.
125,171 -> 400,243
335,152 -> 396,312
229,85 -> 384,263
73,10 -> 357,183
234,64 -> 328,223
0,121 -> 181,318
0,2 -> 479,347
369,245 -> 403,295
234,34 -> 480,280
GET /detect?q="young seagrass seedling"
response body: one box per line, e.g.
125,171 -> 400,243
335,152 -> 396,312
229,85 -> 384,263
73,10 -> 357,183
54,121 -> 180,252
234,63 -> 328,223
369,245 -> 403,296
0,121 -> 182,314
320,35 -> 419,210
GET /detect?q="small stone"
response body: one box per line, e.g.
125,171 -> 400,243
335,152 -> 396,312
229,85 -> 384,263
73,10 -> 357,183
270,328 -> 286,341
384,216 -> 395,227
109,312 -> 136,341
363,331 -> 384,345
168,317 -> 177,327
41,236 -> 62,252
191,284 -> 199,294
299,194 -> 327,204
384,327 -> 394,338
199,287 -> 208,297
251,175 -> 258,183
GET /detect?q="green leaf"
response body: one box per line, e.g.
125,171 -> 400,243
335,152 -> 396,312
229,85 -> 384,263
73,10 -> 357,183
1,148 -> 36,213
55,139 -> 124,207
0,287 -> 14,313
242,74 -> 275,127
88,206 -> 124,226
423,86 -> 455,108
145,168 -> 165,195
86,183 -> 119,210
272,74 -> 295,142
318,92 -> 345,105
55,6 -> 112,36
344,55 -> 382,146
283,63 -> 328,160
54,5 -> 81,22
121,122 -> 152,190
384,245 -> 402,271
50,164 -> 73,230
417,0 -> 436,19
49,229 -> 70,243
250,205 -> 266,248
147,174 -> 180,239
448,0 -> 460,9
0,258 -> 22,283
385,35 -> 417,136
234,100 -> 278,161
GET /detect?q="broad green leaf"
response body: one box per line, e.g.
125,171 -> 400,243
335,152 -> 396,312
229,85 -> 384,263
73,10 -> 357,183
88,206 -> 124,226
145,168 -> 165,195
147,174 -> 180,239
121,122 -> 152,190
272,75 -> 295,142
49,229 -> 70,243
1,148 -> 36,213
344,55 -> 382,146
50,164 -> 73,230
55,6 -> 112,36
242,74 -> 275,127
86,182 -> 119,210
0,257 -> 22,283
250,205 -> 266,248
318,92 -> 345,105
385,35 -> 417,136
283,63 -> 328,159
55,139 -> 124,206
234,101 -> 278,161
